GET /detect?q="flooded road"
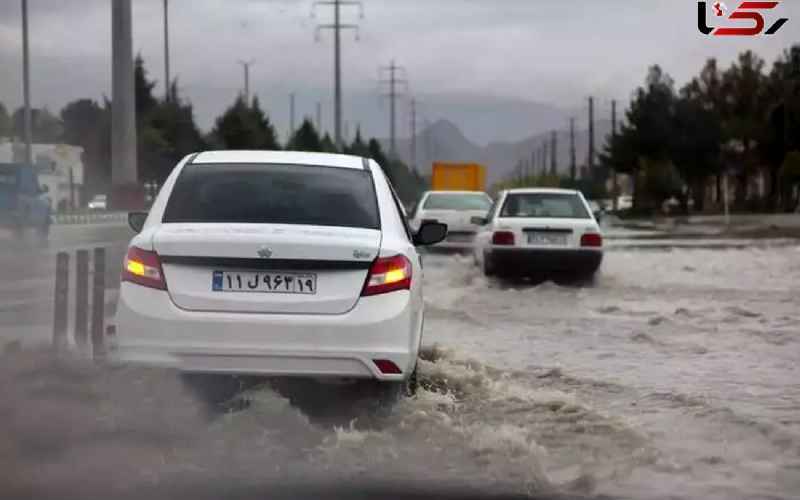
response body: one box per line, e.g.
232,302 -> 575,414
1,223 -> 799,499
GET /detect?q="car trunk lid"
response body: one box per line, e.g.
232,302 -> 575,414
153,223 -> 381,314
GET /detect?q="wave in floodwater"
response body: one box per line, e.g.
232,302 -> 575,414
0,346 -> 663,499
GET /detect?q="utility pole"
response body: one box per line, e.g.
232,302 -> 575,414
379,59 -> 408,158
313,0 -> 363,150
163,0 -> 170,101
111,0 -> 138,199
21,0 -> 32,165
289,92 -> 296,140
530,149 -> 536,179
550,130 -> 557,176
588,96 -> 595,172
238,60 -> 254,103
543,140 -> 549,176
611,99 -> 618,211
570,117 -> 576,181
316,101 -> 322,133
410,98 -> 417,173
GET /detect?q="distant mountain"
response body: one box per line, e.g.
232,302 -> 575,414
385,118 -> 613,186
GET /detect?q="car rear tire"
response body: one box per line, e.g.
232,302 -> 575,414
481,252 -> 495,277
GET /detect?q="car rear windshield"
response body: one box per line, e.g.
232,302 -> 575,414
162,163 -> 380,229
500,192 -> 590,219
423,193 -> 492,211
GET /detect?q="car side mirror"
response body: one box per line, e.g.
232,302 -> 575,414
593,210 -> 603,223
413,221 -> 448,246
128,211 -> 148,233
470,216 -> 488,226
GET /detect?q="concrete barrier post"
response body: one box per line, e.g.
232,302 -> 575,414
52,252 -> 69,351
91,247 -> 106,360
74,249 -> 90,354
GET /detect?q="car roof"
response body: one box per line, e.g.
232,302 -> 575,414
191,150 -> 367,170
423,190 -> 489,195
504,188 -> 580,195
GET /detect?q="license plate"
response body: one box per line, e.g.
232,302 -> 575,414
212,271 -> 317,294
527,232 -> 568,246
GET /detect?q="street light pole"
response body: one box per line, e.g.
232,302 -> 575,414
163,0 -> 170,101
21,0 -> 32,165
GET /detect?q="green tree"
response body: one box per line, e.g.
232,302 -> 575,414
347,127 -> 368,156
780,150 -> 800,211
763,45 -> 800,210
720,50 -> 767,209
601,65 -> 676,210
60,98 -> 112,193
366,139 -> 424,205
320,132 -> 337,152
13,107 -> 63,143
141,82 -> 206,182
0,102 -> 10,138
287,118 -> 321,151
134,54 -> 158,120
210,96 -> 280,150
670,89 -> 723,211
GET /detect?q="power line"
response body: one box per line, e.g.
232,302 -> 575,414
379,59 -> 408,158
313,0 -> 363,151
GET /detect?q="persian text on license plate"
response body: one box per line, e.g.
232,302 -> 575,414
527,233 -> 568,246
212,271 -> 317,294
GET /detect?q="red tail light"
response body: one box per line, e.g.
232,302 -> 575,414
492,231 -> 515,246
122,246 -> 167,290
580,233 -> 603,247
373,359 -> 402,374
362,255 -> 412,296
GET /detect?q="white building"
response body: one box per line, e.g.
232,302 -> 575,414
0,140 -> 85,211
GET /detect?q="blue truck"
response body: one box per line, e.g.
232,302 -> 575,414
0,163 -> 51,237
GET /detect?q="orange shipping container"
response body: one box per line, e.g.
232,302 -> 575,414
431,162 -> 486,191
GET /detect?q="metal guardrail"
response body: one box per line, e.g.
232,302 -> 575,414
51,211 -> 128,226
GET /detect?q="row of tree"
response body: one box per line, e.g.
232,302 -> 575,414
0,55 -> 425,205
601,45 -> 800,213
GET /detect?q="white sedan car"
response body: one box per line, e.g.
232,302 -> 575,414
114,150 -> 447,397
409,191 -> 493,249
473,188 -> 603,279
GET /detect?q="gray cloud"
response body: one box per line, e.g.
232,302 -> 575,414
1,0 -> 798,143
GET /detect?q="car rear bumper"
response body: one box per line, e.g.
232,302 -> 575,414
488,247 -> 602,275
112,283 -> 421,381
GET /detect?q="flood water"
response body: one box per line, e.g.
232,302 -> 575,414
1,226 -> 799,500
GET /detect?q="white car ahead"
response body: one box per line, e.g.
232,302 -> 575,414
114,150 -> 447,397
409,191 -> 493,249
473,188 -> 603,279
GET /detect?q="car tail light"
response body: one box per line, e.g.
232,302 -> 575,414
362,255 -> 412,296
122,246 -> 167,290
580,233 -> 603,247
373,359 -> 402,374
492,231 -> 515,246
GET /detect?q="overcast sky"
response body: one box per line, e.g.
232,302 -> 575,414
0,0 -> 797,143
